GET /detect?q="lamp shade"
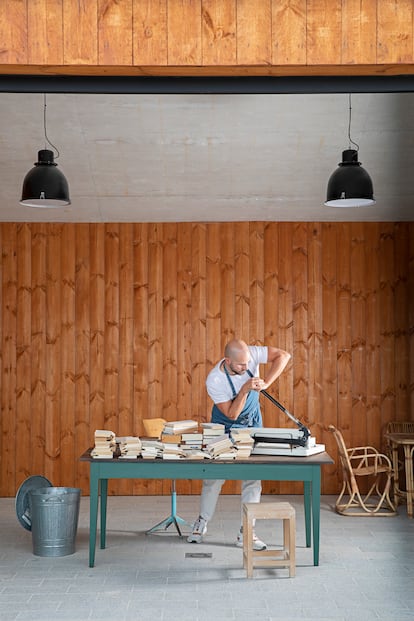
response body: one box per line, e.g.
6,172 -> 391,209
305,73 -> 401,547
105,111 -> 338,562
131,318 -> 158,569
325,149 -> 375,207
20,149 -> 70,207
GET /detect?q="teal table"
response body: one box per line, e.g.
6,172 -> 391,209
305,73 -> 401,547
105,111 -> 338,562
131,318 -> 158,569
80,449 -> 333,567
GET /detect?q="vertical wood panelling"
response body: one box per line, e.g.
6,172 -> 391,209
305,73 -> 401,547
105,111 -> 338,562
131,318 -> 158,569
2,0 -> 414,69
161,224 -> 178,494
234,223 -> 250,342
104,224 -> 120,495
365,223 -> 381,448
190,223 -> 207,419
133,0 -> 167,65
272,0 -> 307,65
342,0 -> 377,64
0,0 -> 27,63
63,0 -> 98,64
379,224 -> 396,429
132,223 -> 150,495
74,225 -> 90,491
1,224 -> 17,495
176,223 -> 194,495
277,223 -> 293,414
409,224 -> 414,419
0,222 -> 413,497
15,224 -> 32,488
277,223 -> 294,495
263,222 -> 279,429
321,223 -> 338,492
249,222 -> 265,345
334,224 -> 352,484
89,224 -> 105,437
98,0 -> 133,65
27,0 -> 64,64
31,225 -> 47,481
306,0 -> 342,65
201,0 -> 236,65
118,224 -> 134,495
307,223 -> 323,436
167,0 -> 202,65
394,223 -> 409,425
350,223 -> 367,447
45,224 -> 62,485
60,224 -> 76,487
236,0 -> 272,65
377,0 -> 413,63
147,223 -> 163,494
292,223 -> 308,423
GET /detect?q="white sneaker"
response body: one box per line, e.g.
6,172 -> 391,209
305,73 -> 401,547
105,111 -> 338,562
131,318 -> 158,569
187,516 -> 207,543
236,528 -> 267,551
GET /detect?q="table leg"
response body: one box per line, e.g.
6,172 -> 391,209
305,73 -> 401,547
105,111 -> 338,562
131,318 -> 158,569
100,479 -> 108,549
404,446 -> 413,517
391,445 -> 401,506
303,480 -> 311,548
89,473 -> 99,568
311,467 -> 321,567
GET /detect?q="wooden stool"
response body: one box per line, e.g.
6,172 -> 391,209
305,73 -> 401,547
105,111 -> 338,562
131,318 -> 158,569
242,501 -> 296,578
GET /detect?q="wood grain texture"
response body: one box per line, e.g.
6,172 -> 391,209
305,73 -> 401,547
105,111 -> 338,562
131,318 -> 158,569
167,0 -> 202,65
133,0 -> 167,65
272,0 -> 307,65
1,0 -> 414,68
236,0 -> 272,65
98,0 -> 133,65
27,0 -> 64,64
0,221 -> 413,497
202,0 -> 236,65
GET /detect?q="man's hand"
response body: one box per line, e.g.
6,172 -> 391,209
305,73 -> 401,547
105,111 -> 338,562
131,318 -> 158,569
243,377 -> 266,393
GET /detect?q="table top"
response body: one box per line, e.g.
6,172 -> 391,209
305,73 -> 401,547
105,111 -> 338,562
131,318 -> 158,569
385,432 -> 414,445
80,447 -> 334,466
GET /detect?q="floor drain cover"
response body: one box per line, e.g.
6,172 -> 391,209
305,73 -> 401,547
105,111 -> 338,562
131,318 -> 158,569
185,552 -> 213,558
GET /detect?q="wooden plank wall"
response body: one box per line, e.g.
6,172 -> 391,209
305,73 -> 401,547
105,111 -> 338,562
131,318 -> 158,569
0,0 -> 413,70
0,222 -> 413,497
0,1 -> 413,498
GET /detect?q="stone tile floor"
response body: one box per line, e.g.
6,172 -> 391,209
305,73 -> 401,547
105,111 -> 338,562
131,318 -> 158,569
1,494 -> 413,621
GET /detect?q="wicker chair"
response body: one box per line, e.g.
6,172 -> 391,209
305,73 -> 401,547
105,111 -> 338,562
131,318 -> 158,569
329,425 -> 396,517
384,421 -> 414,484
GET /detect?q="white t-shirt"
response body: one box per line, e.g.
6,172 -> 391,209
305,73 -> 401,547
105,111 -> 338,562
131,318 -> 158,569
206,346 -> 268,405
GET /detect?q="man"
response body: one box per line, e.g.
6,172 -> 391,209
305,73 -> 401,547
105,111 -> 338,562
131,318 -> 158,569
187,339 -> 291,550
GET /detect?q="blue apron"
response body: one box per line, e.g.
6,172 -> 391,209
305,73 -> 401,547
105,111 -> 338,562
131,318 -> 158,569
211,367 -> 262,433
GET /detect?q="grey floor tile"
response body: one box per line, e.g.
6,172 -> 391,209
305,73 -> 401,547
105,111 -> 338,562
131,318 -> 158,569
1,494 -> 413,621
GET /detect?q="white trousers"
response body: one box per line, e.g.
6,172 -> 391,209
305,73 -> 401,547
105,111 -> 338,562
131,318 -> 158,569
199,479 -> 262,525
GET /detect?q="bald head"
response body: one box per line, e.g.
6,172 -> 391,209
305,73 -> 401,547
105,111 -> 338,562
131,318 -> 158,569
222,340 -> 251,375
224,339 -> 249,359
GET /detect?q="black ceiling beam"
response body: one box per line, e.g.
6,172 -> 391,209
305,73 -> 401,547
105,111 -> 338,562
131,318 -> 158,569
0,74 -> 414,94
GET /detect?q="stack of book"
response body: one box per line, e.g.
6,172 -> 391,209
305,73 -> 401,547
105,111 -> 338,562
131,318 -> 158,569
163,419 -> 199,435
230,428 -> 254,459
141,439 -> 163,459
162,445 -> 187,460
205,434 -> 236,459
118,436 -> 142,459
91,429 -> 116,458
201,422 -> 225,444
180,431 -> 203,449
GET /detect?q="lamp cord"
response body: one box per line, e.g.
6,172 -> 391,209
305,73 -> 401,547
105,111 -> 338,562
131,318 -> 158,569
43,93 -> 60,159
347,93 -> 359,152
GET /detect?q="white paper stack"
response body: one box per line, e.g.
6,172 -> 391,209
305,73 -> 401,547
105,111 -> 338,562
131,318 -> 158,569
91,429 -> 116,458
118,436 -> 142,459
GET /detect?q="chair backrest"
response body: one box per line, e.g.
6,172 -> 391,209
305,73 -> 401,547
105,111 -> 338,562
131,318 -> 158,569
328,425 -> 359,492
385,421 -> 414,434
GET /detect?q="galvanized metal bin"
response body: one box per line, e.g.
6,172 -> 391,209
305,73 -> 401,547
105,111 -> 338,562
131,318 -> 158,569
29,487 -> 81,557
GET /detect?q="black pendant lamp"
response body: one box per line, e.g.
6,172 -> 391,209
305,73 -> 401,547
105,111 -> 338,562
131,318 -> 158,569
20,95 -> 70,208
325,95 -> 375,208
